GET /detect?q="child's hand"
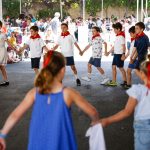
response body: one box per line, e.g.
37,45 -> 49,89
121,54 -> 126,61
105,52 -> 109,56
80,51 -> 84,56
130,58 -> 134,64
100,118 -> 110,127
0,138 -> 6,150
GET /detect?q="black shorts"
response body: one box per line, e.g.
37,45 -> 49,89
89,57 -> 101,67
112,54 -> 124,68
31,57 -> 41,69
65,56 -> 75,66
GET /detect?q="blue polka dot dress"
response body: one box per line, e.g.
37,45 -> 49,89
28,89 -> 77,150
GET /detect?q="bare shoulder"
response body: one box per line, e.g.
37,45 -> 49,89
63,87 -> 79,107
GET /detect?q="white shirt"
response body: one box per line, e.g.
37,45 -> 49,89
114,36 -> 125,54
129,40 -> 135,56
26,38 -> 45,58
0,33 -> 7,48
57,34 -> 76,57
89,37 -> 105,58
126,84 -> 150,121
86,124 -> 106,150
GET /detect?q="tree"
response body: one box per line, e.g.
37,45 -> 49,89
3,0 -> 20,18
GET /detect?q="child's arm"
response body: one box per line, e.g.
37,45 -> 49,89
0,88 -> 35,136
130,47 -> 138,64
19,44 -> 29,52
121,44 -> 126,61
100,97 -> 137,127
74,42 -> 82,54
103,42 -> 107,56
82,44 -> 91,55
52,44 -> 59,51
64,88 -> 99,124
105,46 -> 114,56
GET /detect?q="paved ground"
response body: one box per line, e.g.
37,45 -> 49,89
0,59 -> 141,150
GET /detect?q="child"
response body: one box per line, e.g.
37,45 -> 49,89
106,22 -> 127,87
81,26 -> 109,84
0,51 -> 99,150
0,21 -> 14,86
52,23 -> 82,86
130,22 -> 150,78
19,26 -> 49,74
101,55 -> 150,150
125,26 -> 138,89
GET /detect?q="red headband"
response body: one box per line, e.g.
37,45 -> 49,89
43,50 -> 53,68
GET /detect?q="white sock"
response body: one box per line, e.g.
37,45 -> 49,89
74,74 -> 78,80
88,73 -> 91,79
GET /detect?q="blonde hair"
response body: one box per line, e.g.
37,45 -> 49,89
140,54 -> 150,75
34,51 -> 65,94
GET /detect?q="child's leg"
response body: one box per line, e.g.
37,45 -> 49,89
33,68 -> 39,75
135,69 -> 142,80
70,65 -> 81,86
0,65 -> 8,81
119,67 -> 127,82
127,68 -> 132,86
97,67 -> 104,75
87,63 -> 92,78
112,65 -> 117,82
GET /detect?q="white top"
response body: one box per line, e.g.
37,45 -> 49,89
57,34 -> 76,57
129,40 -> 135,56
0,33 -> 7,48
26,38 -> 45,58
126,84 -> 150,121
86,123 -> 106,150
89,37 -> 105,58
114,36 -> 125,54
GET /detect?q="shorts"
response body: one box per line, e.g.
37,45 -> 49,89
112,54 -> 124,68
65,56 -> 75,66
134,120 -> 150,150
128,60 -> 139,69
31,57 -> 41,69
134,58 -> 145,70
89,57 -> 101,67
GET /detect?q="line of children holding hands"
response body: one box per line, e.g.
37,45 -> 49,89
0,51 -> 150,150
0,22 -> 150,149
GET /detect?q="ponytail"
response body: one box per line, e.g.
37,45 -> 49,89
34,51 -> 66,94
34,68 -> 54,94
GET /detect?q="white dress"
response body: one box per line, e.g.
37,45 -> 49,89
0,32 -> 7,65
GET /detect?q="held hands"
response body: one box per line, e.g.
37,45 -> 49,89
0,138 -> 6,150
121,54 -> 126,61
99,118 -> 110,127
130,57 -> 134,64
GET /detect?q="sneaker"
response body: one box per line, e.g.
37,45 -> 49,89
76,78 -> 81,86
100,78 -> 110,85
0,81 -> 9,86
124,84 -> 131,89
81,76 -> 91,82
106,80 -> 117,86
120,81 -> 127,87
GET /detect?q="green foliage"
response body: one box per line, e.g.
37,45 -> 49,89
37,8 -> 69,19
3,0 -> 20,18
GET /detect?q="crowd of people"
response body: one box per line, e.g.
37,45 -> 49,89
0,12 -> 150,150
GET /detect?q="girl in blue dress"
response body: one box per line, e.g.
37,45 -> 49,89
0,51 -> 99,150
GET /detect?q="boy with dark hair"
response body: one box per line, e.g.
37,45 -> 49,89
52,23 -> 82,86
106,22 -> 127,86
130,22 -> 150,76
124,26 -> 137,89
20,26 -> 49,74
81,26 -> 109,84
